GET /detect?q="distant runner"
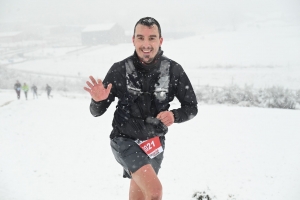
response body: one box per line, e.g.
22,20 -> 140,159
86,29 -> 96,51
31,84 -> 38,99
14,80 -> 21,100
22,83 -> 29,100
46,84 -> 52,99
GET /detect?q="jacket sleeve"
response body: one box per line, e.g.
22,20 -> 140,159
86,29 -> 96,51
89,64 -> 119,117
170,64 -> 198,123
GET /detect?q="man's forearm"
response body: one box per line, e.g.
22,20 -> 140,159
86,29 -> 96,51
171,104 -> 198,123
90,99 -> 111,117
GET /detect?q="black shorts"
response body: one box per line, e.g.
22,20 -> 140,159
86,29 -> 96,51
110,136 -> 165,179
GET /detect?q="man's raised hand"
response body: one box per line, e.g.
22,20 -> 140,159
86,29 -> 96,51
83,76 -> 112,102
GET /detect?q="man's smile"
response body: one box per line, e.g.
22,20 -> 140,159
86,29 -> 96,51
141,49 -> 152,53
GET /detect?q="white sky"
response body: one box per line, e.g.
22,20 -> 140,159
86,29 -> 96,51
0,0 -> 299,31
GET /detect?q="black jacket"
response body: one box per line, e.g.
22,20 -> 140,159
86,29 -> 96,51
90,50 -> 198,140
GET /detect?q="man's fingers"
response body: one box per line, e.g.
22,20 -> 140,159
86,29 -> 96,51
86,81 -> 94,88
157,111 -> 168,118
157,111 -> 174,126
98,79 -> 103,86
156,113 -> 162,119
89,76 -> 97,85
102,84 -> 112,98
161,119 -> 173,127
83,87 -> 91,93
164,121 -> 170,126
161,118 -> 170,124
162,117 -> 174,126
158,113 -> 169,120
106,83 -> 112,92
166,122 -> 174,127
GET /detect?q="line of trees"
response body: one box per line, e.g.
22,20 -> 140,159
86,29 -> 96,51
195,84 -> 300,109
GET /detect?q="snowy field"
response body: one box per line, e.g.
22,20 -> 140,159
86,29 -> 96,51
0,90 -> 300,200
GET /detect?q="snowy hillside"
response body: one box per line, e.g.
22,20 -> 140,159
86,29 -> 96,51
4,25 -> 300,90
1,90 -> 300,200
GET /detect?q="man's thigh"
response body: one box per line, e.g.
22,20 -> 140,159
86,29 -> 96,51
131,164 -> 162,198
110,137 -> 165,178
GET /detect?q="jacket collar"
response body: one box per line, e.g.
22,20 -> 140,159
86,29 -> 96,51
133,49 -> 163,73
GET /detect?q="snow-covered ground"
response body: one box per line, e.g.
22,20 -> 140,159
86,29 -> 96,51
0,90 -> 300,200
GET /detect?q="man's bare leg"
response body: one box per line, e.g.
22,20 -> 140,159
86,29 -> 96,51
129,179 -> 145,200
130,164 -> 162,200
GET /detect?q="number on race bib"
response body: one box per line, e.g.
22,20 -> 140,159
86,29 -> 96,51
135,136 -> 163,159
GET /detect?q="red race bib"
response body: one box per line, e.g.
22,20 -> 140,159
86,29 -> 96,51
135,136 -> 163,159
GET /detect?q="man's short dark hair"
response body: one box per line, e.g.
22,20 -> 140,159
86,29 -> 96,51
133,17 -> 162,38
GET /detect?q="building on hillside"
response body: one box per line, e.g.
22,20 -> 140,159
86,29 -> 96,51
0,32 -> 23,43
47,25 -> 84,46
81,23 -> 126,45
49,25 -> 84,35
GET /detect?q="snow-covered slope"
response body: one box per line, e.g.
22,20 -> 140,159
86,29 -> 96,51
1,90 -> 300,200
6,25 -> 300,90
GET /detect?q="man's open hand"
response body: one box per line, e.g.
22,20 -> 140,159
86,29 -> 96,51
83,76 -> 112,102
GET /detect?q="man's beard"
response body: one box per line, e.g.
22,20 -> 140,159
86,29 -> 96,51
141,55 -> 154,64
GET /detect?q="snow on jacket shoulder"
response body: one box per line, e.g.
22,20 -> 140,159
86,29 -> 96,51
90,51 -> 198,140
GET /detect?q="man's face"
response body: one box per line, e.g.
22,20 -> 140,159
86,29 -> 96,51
132,24 -> 163,64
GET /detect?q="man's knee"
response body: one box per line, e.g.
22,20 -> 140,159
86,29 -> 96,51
147,185 -> 162,200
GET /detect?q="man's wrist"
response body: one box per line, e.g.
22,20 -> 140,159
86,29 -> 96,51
171,110 -> 178,123
91,98 -> 102,104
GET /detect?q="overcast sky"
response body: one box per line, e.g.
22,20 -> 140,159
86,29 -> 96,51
0,0 -> 299,32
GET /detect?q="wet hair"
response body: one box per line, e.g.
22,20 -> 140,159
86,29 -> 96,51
133,17 -> 162,38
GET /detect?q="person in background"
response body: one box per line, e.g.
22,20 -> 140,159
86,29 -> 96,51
84,17 -> 198,200
14,80 -> 21,99
22,83 -> 29,100
31,84 -> 38,99
46,84 -> 52,99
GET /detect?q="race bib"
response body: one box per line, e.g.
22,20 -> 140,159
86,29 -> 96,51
135,136 -> 163,159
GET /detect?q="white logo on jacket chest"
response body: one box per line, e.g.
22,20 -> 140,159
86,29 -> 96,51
125,59 -> 170,102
